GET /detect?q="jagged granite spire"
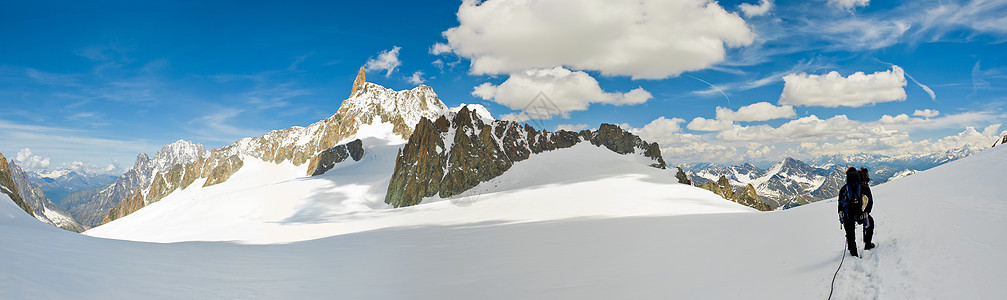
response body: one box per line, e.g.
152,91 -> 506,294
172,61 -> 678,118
0,152 -> 35,217
350,66 -> 366,98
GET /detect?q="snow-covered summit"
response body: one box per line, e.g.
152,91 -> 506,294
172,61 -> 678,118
449,103 -> 495,122
34,169 -> 71,179
336,67 -> 449,139
151,140 -> 209,174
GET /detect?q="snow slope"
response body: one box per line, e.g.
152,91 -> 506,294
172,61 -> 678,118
3,143 -> 1007,298
87,138 -> 749,244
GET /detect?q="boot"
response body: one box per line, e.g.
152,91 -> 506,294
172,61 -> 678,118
863,215 -> 876,251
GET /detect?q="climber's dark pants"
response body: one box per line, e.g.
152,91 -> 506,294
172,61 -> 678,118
843,214 -> 875,256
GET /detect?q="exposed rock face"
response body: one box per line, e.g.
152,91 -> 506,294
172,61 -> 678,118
697,175 -> 770,211
204,155 -> 244,187
306,139 -> 365,176
101,67 -> 450,224
62,140 -> 207,228
675,167 -> 691,185
385,106 -> 669,208
350,66 -> 366,98
0,153 -> 34,218
590,124 -> 667,169
996,134 -> 1007,147
101,154 -> 243,225
737,184 -> 770,211
104,189 -> 144,224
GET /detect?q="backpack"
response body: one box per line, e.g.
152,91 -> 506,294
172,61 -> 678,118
840,183 -> 864,222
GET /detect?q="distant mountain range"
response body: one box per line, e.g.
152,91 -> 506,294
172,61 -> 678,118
0,153 -> 85,232
686,145 -> 987,209
28,169 -> 117,204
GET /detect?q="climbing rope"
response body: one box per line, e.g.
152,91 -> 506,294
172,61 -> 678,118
828,240 -> 847,300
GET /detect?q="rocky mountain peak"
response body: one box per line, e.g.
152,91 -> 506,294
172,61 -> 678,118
152,140 -> 208,173
350,66 -> 366,98
775,156 -> 816,175
0,152 -> 34,217
335,76 -> 448,140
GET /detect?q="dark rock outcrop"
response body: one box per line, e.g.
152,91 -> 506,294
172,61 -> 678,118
675,167 -> 691,185
698,175 -> 771,211
385,106 -> 671,208
306,139 -> 365,176
589,124 -> 667,169
0,153 -> 34,218
736,184 -> 770,211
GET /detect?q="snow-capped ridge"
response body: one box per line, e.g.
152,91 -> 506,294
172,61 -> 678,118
98,67 -> 452,224
450,103 -> 495,123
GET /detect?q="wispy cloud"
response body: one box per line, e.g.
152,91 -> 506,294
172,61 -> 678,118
243,83 -> 312,110
185,108 -> 265,144
286,53 -> 314,72
730,0 -> 1007,65
25,68 -> 80,86
0,118 -> 157,172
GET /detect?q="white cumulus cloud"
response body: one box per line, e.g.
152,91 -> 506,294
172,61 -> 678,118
779,66 -> 907,108
913,109 -> 939,118
716,102 -> 796,122
441,0 -> 755,79
429,43 -> 452,55
739,0 -> 773,17
717,115 -> 870,142
688,117 -> 735,132
635,117 -> 687,140
407,71 -> 426,85
15,148 -> 50,169
472,67 -> 652,119
365,46 -> 402,77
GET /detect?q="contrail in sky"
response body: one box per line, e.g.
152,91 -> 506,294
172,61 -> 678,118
685,74 -> 731,108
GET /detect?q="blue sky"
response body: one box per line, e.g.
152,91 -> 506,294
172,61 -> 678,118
1,0 -> 1005,174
